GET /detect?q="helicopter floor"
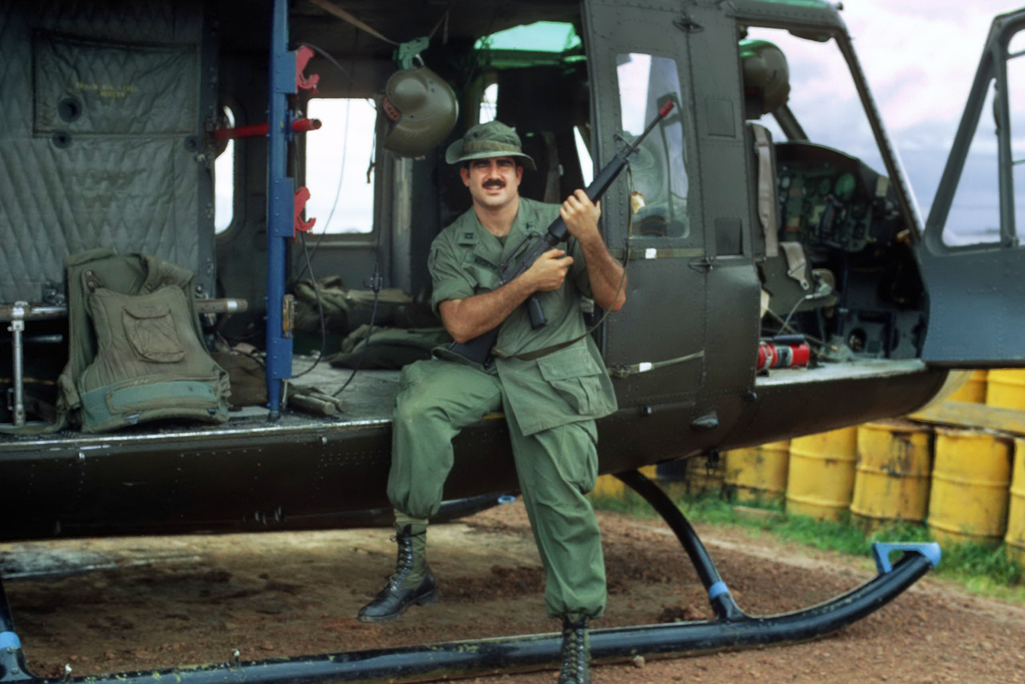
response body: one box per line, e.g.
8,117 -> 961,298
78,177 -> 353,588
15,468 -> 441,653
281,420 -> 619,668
755,358 -> 927,386
0,358 -> 932,445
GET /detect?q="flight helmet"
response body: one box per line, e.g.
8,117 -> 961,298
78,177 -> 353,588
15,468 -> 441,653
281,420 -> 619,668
740,40 -> 791,119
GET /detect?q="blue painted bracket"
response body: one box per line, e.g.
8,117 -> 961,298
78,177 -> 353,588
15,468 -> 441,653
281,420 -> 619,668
0,629 -> 28,684
707,581 -> 730,600
872,542 -> 942,575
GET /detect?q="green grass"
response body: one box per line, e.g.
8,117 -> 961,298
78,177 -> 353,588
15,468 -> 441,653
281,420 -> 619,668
590,486 -> 1025,603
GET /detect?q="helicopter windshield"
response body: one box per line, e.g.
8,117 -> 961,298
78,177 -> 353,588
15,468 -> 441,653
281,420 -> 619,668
744,28 -> 887,177
616,53 -> 689,239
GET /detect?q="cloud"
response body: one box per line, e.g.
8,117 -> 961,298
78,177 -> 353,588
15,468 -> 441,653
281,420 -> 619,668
754,1 -> 1021,222
844,0 -> 1020,133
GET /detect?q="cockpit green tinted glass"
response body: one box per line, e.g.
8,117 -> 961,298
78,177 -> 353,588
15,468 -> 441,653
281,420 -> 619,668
475,22 -> 581,52
617,53 -> 688,239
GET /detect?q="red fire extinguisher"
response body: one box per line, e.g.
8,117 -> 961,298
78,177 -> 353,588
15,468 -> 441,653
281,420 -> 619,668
757,336 -> 810,371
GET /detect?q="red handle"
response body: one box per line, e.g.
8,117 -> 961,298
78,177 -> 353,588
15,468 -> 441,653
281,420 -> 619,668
213,118 -> 322,141
658,101 -> 675,117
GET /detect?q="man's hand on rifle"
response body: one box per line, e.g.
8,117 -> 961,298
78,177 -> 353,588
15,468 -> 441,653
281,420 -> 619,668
524,249 -> 574,293
439,249 -> 573,344
560,189 -> 601,241
560,189 -> 626,312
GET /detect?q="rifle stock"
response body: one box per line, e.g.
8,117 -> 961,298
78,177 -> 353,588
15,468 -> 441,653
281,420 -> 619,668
445,101 -> 675,365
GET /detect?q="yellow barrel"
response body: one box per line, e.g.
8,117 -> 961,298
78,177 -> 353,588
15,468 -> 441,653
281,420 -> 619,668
590,465 -> 656,501
686,454 -> 724,496
851,420 -> 931,530
986,369 -> 1025,410
928,428 -> 1012,547
947,369 -> 987,404
1006,439 -> 1025,564
724,441 -> 790,505
786,427 -> 858,521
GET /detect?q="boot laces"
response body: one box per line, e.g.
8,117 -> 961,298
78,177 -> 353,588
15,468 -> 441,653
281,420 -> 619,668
385,530 -> 418,590
558,618 -> 590,683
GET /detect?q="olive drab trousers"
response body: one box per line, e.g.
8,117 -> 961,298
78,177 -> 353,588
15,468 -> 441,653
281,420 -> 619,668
388,358 -> 607,620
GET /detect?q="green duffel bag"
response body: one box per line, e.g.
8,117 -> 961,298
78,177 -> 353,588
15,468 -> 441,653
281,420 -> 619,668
327,325 -> 453,370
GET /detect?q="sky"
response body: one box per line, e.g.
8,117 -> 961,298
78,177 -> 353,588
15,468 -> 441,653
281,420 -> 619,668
799,0 -> 1024,243
216,2 -> 1024,243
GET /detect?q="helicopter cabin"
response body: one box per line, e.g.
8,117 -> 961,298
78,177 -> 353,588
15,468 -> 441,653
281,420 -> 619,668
3,0 -> 1021,539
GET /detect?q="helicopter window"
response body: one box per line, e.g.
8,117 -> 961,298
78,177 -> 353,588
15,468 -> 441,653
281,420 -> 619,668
575,127 -> 594,186
616,53 -> 689,239
479,83 -> 498,124
304,97 -> 377,235
942,78 -> 1001,246
743,29 -> 887,178
475,21 -> 584,64
214,105 -> 236,235
1009,38 -> 1025,242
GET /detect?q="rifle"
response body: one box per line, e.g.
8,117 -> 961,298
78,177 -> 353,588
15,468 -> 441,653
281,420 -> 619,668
447,100 -> 675,366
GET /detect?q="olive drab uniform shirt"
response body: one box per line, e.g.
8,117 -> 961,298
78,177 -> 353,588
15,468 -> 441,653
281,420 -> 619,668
428,197 -> 618,436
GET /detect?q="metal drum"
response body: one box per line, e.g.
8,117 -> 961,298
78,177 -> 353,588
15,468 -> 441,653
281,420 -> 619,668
591,465 -> 656,501
786,427 -> 858,521
928,428 -> 1012,547
851,420 -> 932,530
986,369 -> 1025,410
1006,439 -> 1025,564
685,454 -> 725,497
725,441 -> 790,505
947,369 -> 987,404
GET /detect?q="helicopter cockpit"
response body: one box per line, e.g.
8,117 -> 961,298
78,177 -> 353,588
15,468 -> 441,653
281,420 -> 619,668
739,31 -> 927,366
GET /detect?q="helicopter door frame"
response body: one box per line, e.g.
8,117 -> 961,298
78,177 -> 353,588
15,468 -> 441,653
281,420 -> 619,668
918,9 -> 1025,367
582,0 -> 709,409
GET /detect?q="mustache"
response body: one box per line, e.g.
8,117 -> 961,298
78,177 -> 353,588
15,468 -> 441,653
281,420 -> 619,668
482,179 -> 506,189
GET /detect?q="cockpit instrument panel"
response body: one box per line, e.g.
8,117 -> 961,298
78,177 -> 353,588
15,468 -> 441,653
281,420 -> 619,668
775,142 -> 893,254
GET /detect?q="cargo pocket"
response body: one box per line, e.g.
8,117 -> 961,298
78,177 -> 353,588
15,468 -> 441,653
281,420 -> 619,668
398,360 -> 427,391
537,346 -> 605,416
122,301 -> 185,363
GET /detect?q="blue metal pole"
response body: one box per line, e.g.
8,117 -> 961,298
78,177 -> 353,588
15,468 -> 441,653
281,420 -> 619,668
265,0 -> 296,419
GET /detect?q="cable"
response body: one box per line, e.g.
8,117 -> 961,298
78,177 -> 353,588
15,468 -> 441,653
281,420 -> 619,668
294,39 -> 380,280
293,231 -> 328,378
294,96 -> 352,282
302,41 -> 357,87
282,40 -> 384,397
333,229 -> 384,397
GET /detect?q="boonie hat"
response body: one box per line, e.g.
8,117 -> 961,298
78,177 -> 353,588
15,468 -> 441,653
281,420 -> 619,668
381,67 -> 459,158
444,121 -> 536,170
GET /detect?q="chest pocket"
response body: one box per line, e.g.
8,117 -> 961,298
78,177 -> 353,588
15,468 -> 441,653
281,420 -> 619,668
537,346 -> 605,416
463,253 -> 502,293
122,301 -> 185,363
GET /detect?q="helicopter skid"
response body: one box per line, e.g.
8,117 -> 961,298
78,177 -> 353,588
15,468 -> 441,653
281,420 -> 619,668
0,470 -> 939,684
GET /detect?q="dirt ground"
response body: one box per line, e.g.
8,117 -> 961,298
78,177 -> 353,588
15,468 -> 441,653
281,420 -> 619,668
2,501 -> 1024,684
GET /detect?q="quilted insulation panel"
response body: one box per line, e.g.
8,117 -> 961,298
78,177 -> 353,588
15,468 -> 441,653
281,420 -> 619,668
0,0 -> 211,304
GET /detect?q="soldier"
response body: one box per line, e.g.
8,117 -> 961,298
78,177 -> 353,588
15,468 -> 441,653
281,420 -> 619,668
359,121 -> 626,684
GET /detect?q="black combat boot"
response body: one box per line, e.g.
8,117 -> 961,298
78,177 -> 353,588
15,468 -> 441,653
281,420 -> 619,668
557,615 -> 592,684
357,524 -> 436,622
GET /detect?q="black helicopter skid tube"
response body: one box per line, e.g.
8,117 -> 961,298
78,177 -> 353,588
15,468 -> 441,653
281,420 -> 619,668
0,471 -> 939,684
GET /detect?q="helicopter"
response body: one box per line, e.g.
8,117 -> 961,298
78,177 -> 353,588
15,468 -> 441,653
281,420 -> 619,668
1,0 -> 1023,682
